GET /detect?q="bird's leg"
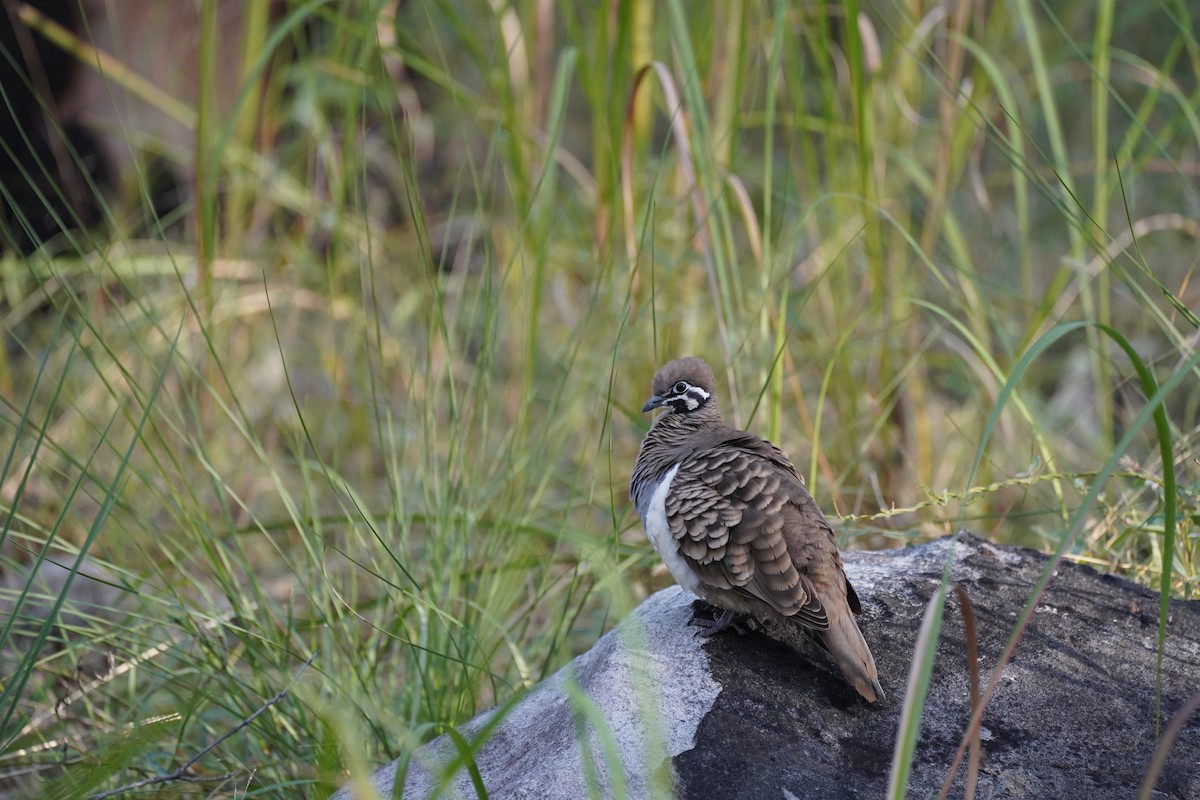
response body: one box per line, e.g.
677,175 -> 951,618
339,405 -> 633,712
688,602 -> 758,637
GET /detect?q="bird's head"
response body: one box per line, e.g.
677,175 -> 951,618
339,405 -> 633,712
642,357 -> 718,416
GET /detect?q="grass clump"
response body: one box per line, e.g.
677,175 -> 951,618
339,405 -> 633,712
0,0 -> 1197,796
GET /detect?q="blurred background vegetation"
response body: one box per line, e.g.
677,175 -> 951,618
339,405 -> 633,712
0,0 -> 1197,795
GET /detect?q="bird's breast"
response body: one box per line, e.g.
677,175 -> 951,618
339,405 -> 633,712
642,463 -> 705,596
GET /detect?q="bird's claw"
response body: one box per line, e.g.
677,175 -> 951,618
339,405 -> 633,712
688,604 -> 760,637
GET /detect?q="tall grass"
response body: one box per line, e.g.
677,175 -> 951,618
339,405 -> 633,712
0,0 -> 1197,796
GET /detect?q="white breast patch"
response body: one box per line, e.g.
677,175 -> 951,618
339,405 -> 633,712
643,463 -> 704,596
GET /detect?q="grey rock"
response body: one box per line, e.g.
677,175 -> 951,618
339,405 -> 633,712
336,533 -> 1200,799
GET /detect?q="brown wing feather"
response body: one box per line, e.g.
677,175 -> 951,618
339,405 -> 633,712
664,442 -> 834,630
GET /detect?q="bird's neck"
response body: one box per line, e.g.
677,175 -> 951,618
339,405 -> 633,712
646,406 -> 722,445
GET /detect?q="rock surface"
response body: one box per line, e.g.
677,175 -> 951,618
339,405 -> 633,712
335,533 -> 1200,799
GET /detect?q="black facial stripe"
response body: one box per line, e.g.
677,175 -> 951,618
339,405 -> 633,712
666,386 -> 710,413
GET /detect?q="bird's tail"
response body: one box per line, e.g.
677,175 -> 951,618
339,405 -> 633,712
819,606 -> 884,703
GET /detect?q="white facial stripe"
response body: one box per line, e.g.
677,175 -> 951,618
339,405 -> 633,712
680,386 -> 709,410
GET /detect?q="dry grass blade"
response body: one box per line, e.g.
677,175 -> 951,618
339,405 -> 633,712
1136,689 -> 1200,800
621,61 -> 709,276
724,174 -> 762,267
938,585 -> 982,800
15,2 -> 195,126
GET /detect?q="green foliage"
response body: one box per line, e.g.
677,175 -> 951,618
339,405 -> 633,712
0,0 -> 1197,796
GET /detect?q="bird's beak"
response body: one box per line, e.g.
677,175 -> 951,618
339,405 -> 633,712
641,395 -> 664,413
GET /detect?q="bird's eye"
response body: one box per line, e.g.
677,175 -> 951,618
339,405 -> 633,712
672,381 -> 689,394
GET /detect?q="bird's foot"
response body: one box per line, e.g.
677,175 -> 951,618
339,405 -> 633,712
688,603 -> 760,637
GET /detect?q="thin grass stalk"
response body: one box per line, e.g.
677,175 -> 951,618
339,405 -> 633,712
1090,0 -> 1114,275
201,3 -> 331,254
490,0 -> 530,214
531,0 -> 553,126
221,0 -> 271,251
917,0 -> 971,258
791,4 -> 830,309
1011,0 -> 1115,460
961,588 -> 982,800
1011,0 -> 1084,259
1136,690 -> 1200,800
712,0 -> 744,173
843,0 -> 868,205
806,7 -> 851,337
621,64 -> 707,287
914,7 -> 991,493
810,309 -> 867,487
938,586 -> 982,800
1090,0 -> 1116,453
842,1 -> 885,323
520,49 -> 576,426
628,0 -> 652,140
763,0 -> 785,445
15,3 -> 194,126
583,1 -> 612,244
942,32 -> 1032,301
194,0 -> 220,321
664,0 -> 737,390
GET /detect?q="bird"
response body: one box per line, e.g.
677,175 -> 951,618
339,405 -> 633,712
630,356 -> 884,702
